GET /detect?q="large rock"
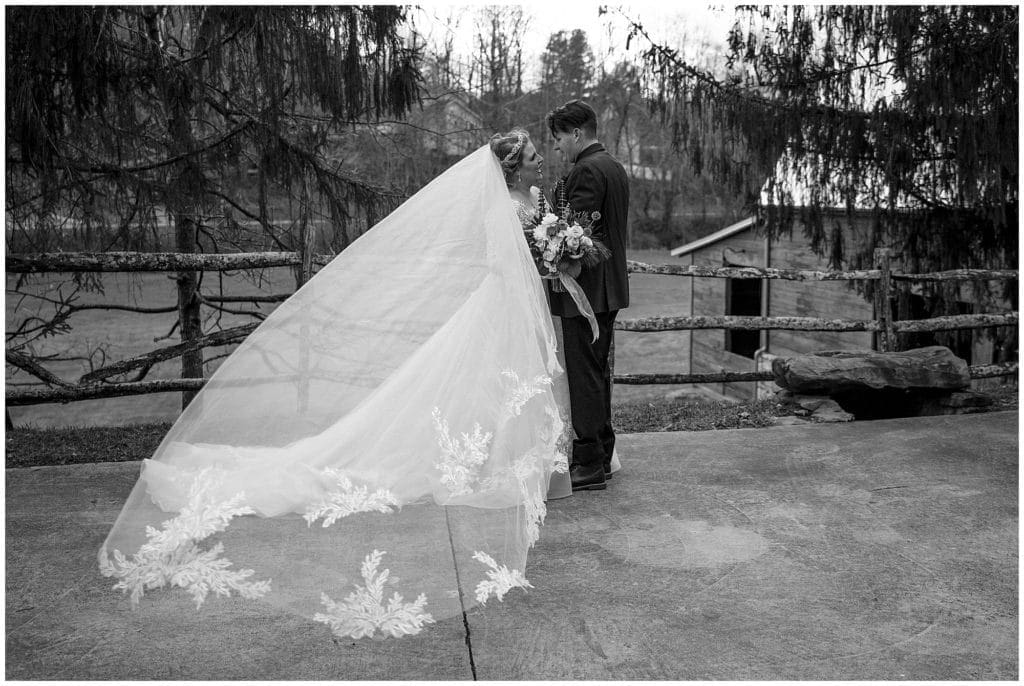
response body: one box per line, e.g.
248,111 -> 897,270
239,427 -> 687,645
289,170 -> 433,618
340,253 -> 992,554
772,346 -> 971,394
775,390 -> 855,423
917,390 -> 995,416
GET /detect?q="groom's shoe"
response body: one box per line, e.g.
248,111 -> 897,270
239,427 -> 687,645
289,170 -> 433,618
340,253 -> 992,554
570,463 -> 607,491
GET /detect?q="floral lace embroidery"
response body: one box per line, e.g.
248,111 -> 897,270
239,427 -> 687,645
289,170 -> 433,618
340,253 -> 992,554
540,404 -> 564,442
512,199 -> 536,228
314,550 -> 435,639
500,368 -> 553,417
509,453 -> 547,546
472,551 -> 533,604
542,404 -> 572,472
544,332 -> 561,375
99,468 -> 271,609
552,450 -> 569,474
432,407 -> 493,496
304,468 -> 399,527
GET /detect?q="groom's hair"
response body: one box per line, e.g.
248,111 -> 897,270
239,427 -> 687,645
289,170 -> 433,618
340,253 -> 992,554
547,100 -> 598,139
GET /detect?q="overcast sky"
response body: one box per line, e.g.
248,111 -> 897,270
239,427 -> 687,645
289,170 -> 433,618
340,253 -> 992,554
411,3 -> 738,87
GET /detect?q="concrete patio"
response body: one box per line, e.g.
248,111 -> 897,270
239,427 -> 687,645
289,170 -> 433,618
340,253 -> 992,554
5,411 -> 1017,680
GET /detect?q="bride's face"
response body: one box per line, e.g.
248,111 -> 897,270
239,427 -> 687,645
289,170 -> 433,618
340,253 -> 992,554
517,141 -> 544,189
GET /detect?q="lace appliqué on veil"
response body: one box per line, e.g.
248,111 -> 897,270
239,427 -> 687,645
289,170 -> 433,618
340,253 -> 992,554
512,453 -> 548,545
432,408 -> 493,496
544,332 -> 561,376
542,404 -> 571,475
99,468 -> 271,608
315,550 -> 435,639
472,551 -> 533,604
500,368 -> 553,417
304,468 -> 399,527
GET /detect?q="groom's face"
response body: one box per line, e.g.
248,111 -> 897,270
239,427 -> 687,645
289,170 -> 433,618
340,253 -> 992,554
551,127 -> 582,165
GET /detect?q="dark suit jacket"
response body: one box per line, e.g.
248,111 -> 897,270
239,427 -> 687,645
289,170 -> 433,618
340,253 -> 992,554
549,142 -> 630,317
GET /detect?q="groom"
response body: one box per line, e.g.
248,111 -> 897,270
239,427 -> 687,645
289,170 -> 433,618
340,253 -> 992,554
546,100 -> 630,492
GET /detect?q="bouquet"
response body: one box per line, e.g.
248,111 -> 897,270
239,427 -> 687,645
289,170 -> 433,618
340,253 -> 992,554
523,187 -> 611,291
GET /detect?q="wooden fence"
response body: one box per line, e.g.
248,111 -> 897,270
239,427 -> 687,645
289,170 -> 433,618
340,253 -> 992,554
5,249 -> 1018,407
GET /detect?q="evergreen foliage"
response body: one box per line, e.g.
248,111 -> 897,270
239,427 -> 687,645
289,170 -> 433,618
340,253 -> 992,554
6,5 -> 423,253
6,6 -> 424,404
626,6 -> 1017,274
625,5 -> 1017,358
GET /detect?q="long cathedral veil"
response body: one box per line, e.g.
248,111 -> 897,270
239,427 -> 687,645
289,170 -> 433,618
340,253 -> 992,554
98,145 -> 569,639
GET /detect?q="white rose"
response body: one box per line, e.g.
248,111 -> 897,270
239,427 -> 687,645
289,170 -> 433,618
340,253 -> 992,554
539,213 -> 559,227
542,249 -> 556,262
532,225 -> 548,243
582,236 -> 593,247
568,226 -> 584,239
567,237 -> 580,250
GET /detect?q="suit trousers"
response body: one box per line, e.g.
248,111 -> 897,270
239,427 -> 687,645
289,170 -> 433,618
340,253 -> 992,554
559,310 -> 617,471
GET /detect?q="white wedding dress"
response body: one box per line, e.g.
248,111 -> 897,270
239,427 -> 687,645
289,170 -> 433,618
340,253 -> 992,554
99,146 -> 576,640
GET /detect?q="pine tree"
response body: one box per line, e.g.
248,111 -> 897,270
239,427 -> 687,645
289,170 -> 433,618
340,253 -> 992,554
6,6 -> 423,405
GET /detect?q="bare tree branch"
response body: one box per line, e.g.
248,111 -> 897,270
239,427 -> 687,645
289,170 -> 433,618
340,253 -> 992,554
5,349 -> 75,388
80,322 -> 258,383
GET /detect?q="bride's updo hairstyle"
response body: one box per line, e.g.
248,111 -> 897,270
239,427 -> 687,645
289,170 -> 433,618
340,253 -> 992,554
489,128 -> 530,185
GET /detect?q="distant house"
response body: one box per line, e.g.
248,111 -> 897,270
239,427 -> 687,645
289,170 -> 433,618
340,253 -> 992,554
667,209 -> 1009,402
418,92 -> 483,157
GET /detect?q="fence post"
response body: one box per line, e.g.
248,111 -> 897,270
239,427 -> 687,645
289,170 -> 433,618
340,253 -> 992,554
175,215 -> 204,410
874,248 -> 895,352
295,175 -> 314,413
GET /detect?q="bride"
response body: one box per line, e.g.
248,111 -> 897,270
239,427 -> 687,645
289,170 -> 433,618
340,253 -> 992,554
99,129 -> 605,640
493,129 -> 623,481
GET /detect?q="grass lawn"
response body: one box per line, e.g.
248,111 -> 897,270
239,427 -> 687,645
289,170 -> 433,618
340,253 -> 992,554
5,397 -> 793,468
7,386 -> 1016,469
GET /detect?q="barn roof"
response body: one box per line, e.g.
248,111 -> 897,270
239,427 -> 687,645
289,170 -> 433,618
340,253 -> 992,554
668,216 -> 756,257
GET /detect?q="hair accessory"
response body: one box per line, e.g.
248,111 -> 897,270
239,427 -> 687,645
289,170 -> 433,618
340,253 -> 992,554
501,132 -> 526,165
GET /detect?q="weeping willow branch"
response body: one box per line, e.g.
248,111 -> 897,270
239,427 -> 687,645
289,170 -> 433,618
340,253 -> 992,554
619,3 -> 1017,305
17,120 -> 257,177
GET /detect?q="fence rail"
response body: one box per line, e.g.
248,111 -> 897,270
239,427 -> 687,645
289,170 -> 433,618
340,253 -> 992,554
626,260 -> 1019,282
8,252 -> 1020,282
613,362 -> 1019,387
6,251 -> 331,273
616,312 -> 1018,334
625,260 -> 881,281
5,249 -> 1018,408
